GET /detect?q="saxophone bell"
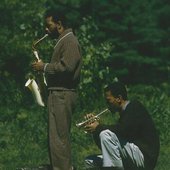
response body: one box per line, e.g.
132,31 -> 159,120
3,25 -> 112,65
25,78 -> 45,107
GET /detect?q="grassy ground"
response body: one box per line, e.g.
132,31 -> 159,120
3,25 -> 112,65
0,84 -> 169,169
0,117 -> 169,170
155,146 -> 170,170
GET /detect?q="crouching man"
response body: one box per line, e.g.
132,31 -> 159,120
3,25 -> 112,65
84,82 -> 160,170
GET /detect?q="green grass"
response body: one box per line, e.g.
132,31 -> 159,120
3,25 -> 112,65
0,84 -> 170,170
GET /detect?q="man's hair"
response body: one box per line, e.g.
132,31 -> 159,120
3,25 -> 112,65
45,9 -> 68,27
104,82 -> 128,100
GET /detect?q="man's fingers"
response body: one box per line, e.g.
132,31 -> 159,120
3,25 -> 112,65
84,113 -> 95,119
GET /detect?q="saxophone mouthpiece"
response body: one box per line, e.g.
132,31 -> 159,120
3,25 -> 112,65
32,34 -> 48,51
45,28 -> 50,35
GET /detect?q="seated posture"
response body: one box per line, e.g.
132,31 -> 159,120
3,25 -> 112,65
84,82 -> 160,170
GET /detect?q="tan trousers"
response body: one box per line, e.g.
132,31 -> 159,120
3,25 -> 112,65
48,90 -> 77,170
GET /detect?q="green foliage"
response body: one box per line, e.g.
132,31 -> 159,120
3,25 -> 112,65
0,0 -> 169,106
128,83 -> 170,145
0,0 -> 53,107
0,106 -> 48,169
76,17 -> 116,108
73,0 -> 170,83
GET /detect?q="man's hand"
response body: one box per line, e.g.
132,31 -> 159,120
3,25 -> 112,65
32,60 -> 44,71
83,113 -> 99,133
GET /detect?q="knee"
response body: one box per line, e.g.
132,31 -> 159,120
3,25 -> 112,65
99,130 -> 118,144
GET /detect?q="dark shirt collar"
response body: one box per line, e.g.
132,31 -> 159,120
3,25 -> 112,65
122,100 -> 130,111
120,101 -> 130,117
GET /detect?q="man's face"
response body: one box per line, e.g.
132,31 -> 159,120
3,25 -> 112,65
105,90 -> 121,112
45,16 -> 59,39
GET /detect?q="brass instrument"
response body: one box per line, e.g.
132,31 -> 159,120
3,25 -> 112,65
32,34 -> 48,60
25,34 -> 48,107
76,108 -> 109,128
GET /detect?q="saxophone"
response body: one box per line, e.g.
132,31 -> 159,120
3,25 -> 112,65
25,34 -> 48,107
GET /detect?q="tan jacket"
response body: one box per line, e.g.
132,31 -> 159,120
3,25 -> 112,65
44,28 -> 82,90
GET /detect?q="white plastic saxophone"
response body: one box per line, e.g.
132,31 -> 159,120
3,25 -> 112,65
25,34 -> 48,107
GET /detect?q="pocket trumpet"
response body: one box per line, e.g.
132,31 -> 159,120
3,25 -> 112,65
76,108 -> 109,128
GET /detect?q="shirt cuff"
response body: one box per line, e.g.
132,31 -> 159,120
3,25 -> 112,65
43,63 -> 49,72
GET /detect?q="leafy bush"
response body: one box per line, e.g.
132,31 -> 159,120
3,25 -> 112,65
128,83 -> 170,145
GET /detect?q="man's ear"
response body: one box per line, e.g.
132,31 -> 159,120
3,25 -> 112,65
56,21 -> 62,29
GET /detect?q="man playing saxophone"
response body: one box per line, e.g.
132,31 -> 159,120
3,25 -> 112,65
83,82 -> 160,170
32,9 -> 82,170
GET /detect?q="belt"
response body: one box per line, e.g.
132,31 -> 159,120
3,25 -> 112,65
48,87 -> 76,92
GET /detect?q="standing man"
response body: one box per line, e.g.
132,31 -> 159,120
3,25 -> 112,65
32,10 -> 82,170
84,82 -> 160,170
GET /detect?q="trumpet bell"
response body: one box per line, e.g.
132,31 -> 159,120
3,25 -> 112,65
25,78 -> 45,107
